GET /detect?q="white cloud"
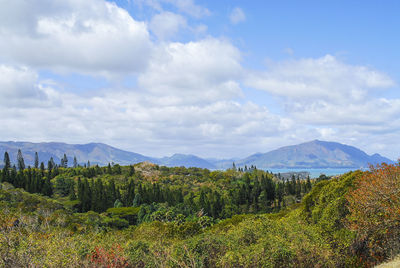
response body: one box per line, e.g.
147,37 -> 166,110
0,0 -> 152,75
0,65 -> 38,98
0,64 -> 287,158
149,11 -> 187,40
246,55 -> 394,103
0,65 -> 49,107
138,38 -> 244,104
230,7 -> 246,25
2,61 -> 400,159
244,55 -> 400,158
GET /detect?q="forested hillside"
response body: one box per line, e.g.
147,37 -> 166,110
1,150 -> 399,267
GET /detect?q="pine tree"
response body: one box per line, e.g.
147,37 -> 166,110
91,179 -> 104,212
99,180 -> 107,211
107,179 -> 117,208
2,152 -> 11,183
306,176 -> 312,192
252,178 -> 261,210
17,149 -> 25,171
295,177 -> 302,199
34,152 -> 39,169
3,151 -> 10,170
8,165 -> 17,186
82,178 -> 92,212
42,176 -> 53,196
90,179 -> 96,211
61,154 -> 68,168
73,156 -> 78,168
40,162 -> 45,177
289,175 -> 296,195
129,165 -> 135,176
48,157 -> 54,171
276,182 -> 284,207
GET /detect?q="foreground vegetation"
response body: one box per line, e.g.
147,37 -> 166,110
1,152 -> 400,267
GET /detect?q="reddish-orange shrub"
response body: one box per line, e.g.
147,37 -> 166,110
346,162 -> 400,265
89,244 -> 128,268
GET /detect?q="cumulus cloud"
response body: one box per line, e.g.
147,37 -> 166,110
0,65 -> 50,107
2,59 -> 400,159
138,38 -> 244,104
149,11 -> 187,40
246,55 -> 394,103
0,0 -> 152,75
0,65 -> 38,98
289,98 -> 400,126
230,7 -> 246,25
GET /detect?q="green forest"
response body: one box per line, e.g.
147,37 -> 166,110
1,151 -> 399,267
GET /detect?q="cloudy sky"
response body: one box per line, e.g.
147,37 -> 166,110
0,0 -> 399,160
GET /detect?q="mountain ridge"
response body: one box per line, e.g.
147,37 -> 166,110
0,140 -> 394,169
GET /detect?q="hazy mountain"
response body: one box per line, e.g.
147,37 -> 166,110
223,140 -> 394,169
0,140 -> 394,169
157,154 -> 216,169
0,141 -> 153,167
0,141 -> 215,168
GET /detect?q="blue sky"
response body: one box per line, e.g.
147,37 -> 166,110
0,0 -> 399,160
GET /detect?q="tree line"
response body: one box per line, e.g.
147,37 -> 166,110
1,149 -> 314,222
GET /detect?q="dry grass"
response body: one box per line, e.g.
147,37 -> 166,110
376,256 -> 400,268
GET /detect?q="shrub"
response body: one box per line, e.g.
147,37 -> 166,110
89,244 -> 129,268
347,163 -> 400,265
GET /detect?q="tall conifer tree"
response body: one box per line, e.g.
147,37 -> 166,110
17,149 -> 25,171
34,152 -> 39,168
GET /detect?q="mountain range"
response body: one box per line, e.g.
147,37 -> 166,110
0,140 -> 394,170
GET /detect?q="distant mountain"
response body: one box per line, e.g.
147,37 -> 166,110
0,141 -> 153,167
0,141 -> 215,169
157,154 -> 216,169
222,140 -> 394,169
0,140 -> 394,170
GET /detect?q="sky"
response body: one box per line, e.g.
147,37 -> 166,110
0,0 -> 399,160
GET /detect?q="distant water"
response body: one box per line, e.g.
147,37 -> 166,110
267,168 -> 367,178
